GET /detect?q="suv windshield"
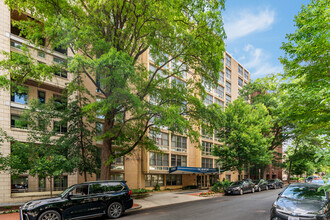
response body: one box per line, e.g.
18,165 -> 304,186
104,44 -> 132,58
60,185 -> 75,197
230,181 -> 243,186
253,180 -> 260,184
281,186 -> 327,201
268,180 -> 275,183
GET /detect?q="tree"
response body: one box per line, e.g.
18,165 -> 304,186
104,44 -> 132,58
213,98 -> 273,179
284,135 -> 326,183
280,0 -> 330,136
239,75 -> 289,177
0,0 -> 226,179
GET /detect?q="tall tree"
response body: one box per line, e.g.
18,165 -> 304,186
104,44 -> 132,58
0,0 -> 226,179
280,0 -> 330,136
213,98 -> 273,179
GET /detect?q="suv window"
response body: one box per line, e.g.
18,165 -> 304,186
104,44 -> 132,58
90,182 -> 124,194
71,185 -> 89,196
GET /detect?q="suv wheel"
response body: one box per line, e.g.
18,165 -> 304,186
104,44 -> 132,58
251,188 -> 255,193
107,202 -> 124,219
239,189 -> 243,195
38,210 -> 61,220
280,184 -> 283,188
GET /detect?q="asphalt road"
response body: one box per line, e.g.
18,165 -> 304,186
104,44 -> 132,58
119,188 -> 283,220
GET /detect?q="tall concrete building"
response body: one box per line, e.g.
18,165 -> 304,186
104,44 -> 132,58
0,2 -> 251,204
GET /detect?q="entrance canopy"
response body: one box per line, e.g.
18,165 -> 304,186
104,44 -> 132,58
169,166 -> 218,174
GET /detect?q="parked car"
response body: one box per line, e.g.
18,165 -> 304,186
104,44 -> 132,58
267,179 -> 283,189
253,179 -> 269,192
224,180 -> 255,195
305,175 -> 320,183
270,183 -> 329,220
310,179 -> 326,185
19,181 -> 133,220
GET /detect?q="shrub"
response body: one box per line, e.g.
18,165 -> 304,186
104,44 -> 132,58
182,185 -> 198,190
131,188 -> 151,194
212,179 -> 231,192
154,184 -> 161,191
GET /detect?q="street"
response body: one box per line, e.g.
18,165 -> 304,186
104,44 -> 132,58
118,188 -> 281,220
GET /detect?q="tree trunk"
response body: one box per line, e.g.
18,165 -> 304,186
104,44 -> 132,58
100,117 -> 113,180
288,160 -> 293,184
49,177 -> 53,197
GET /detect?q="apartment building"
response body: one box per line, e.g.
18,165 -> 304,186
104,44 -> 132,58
0,2 -> 250,204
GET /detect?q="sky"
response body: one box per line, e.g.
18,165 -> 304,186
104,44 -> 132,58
222,0 -> 310,80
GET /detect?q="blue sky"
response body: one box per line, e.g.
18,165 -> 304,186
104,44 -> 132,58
222,0 -> 309,80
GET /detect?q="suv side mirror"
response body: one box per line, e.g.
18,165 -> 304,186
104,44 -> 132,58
278,192 -> 282,196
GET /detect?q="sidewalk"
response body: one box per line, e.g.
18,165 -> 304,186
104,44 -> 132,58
0,190 -> 218,219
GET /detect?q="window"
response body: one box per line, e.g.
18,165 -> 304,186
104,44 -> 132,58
238,65 -> 243,76
38,120 -> 46,130
226,82 -> 231,95
96,122 -> 103,144
11,91 -> 28,104
244,71 -> 249,81
201,128 -> 213,140
238,78 -> 243,87
70,185 -> 89,196
202,78 -> 212,93
171,135 -> 187,152
53,95 -> 66,111
166,174 -> 182,186
53,121 -> 67,134
53,57 -> 65,65
202,141 -> 212,155
225,95 -> 231,106
38,177 -> 46,192
11,175 -> 28,192
90,182 -> 124,194
226,175 -> 231,182
149,64 -> 167,86
204,94 -> 213,106
110,174 -> 124,181
226,54 -> 231,68
54,46 -> 67,55
149,152 -> 169,170
149,130 -> 169,150
202,158 -> 213,168
10,40 -> 22,50
219,72 -> 224,84
38,91 -> 46,104
214,99 -> 224,109
171,155 -> 187,167
54,175 -> 68,191
145,174 -> 164,187
225,68 -> 231,81
11,114 -> 28,129
214,130 -> 222,142
214,85 -> 224,99
38,51 -> 46,58
111,152 -> 124,170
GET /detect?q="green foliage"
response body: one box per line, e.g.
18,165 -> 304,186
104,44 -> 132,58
212,179 -> 230,192
1,0 -> 227,179
181,185 -> 198,190
154,184 -> 161,191
131,188 -> 151,194
280,0 -> 330,136
213,98 -> 274,175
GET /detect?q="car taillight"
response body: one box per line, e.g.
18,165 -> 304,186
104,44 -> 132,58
128,190 -> 132,195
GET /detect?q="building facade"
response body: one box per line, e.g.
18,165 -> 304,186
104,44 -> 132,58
0,2 -> 251,204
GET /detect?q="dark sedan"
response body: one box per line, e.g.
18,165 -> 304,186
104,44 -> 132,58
225,180 -> 255,195
19,180 -> 133,220
268,179 -> 283,189
270,183 -> 329,220
253,179 -> 269,192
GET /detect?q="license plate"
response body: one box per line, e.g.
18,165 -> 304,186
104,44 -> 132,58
288,217 -> 299,220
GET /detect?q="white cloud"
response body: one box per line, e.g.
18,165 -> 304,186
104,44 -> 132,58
224,8 -> 275,41
240,44 -> 282,78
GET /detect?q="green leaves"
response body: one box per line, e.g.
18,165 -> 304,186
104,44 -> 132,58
213,98 -> 273,174
280,0 -> 330,136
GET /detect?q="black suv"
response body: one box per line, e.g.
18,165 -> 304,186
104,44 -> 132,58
224,180 -> 255,195
19,181 -> 133,220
